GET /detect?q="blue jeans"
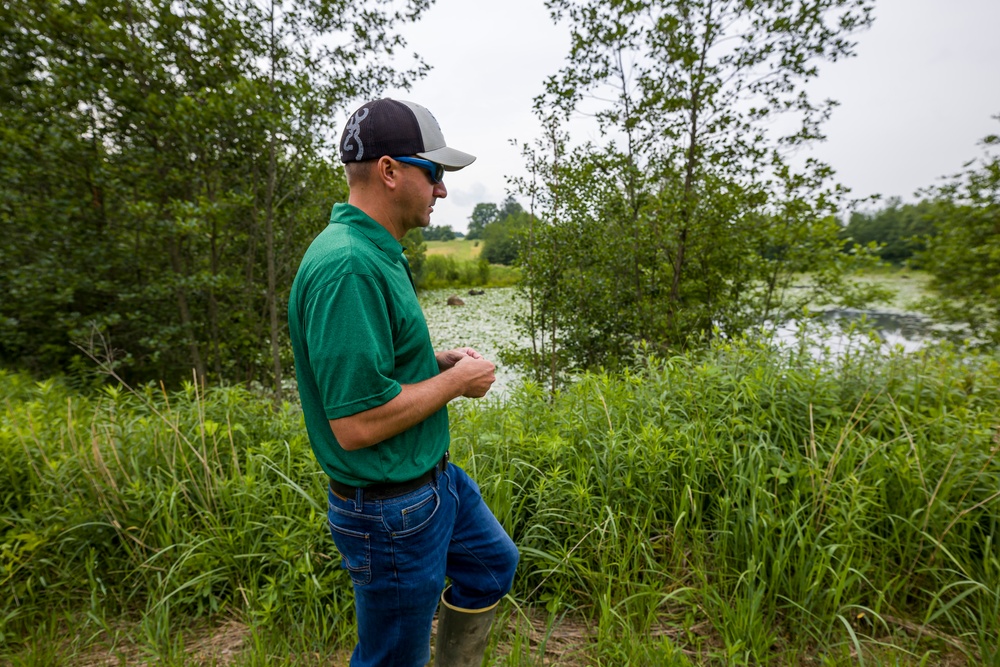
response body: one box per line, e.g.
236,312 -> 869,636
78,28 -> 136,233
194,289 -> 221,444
326,462 -> 519,667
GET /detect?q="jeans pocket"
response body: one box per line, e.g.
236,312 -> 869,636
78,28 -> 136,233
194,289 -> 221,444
327,509 -> 373,587
382,485 -> 441,537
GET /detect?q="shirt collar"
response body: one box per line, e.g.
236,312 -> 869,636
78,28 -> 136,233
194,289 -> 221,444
329,203 -> 405,259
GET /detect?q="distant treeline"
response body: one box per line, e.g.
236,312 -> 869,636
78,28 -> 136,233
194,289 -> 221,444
407,195 -> 530,267
838,198 -> 939,266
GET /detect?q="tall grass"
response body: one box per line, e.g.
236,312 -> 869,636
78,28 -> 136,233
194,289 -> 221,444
1,375 -> 353,663
2,337 -> 998,664
462,339 -> 1000,665
417,255 -> 520,289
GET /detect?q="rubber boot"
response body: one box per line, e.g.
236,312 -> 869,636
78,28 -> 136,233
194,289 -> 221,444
433,586 -> 498,667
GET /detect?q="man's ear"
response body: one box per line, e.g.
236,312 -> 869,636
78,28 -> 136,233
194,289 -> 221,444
375,156 -> 399,190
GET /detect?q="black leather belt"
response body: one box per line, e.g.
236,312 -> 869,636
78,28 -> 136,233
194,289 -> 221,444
329,451 -> 449,501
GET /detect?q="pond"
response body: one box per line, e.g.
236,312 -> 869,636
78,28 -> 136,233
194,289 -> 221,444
419,286 -> 946,395
770,307 -> 940,356
419,287 -> 527,396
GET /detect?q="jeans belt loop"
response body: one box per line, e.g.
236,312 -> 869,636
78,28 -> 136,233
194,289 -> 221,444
434,450 -> 450,485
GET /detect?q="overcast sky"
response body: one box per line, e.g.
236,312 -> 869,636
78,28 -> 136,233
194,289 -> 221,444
371,0 -> 1000,233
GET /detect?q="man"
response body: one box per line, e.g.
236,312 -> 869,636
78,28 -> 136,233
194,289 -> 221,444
288,98 -> 519,667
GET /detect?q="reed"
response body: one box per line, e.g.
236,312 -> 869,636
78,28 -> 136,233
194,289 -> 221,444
461,338 -> 1000,665
2,336 -> 998,664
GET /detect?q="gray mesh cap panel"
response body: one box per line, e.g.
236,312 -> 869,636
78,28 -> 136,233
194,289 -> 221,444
397,100 -> 446,152
398,100 -> 476,170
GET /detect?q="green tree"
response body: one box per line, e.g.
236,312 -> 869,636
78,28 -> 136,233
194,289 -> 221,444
402,227 -> 428,281
840,198 -> 938,265
498,194 -> 523,220
512,0 -> 879,388
466,202 -> 499,240
422,225 -> 456,241
473,195 -> 528,266
480,210 -> 531,265
0,0 -> 428,389
918,123 -> 1000,345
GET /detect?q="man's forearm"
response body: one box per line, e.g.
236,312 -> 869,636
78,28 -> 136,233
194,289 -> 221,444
328,370 -> 466,451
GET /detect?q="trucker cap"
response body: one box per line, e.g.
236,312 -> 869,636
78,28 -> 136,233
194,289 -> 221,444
339,98 -> 476,171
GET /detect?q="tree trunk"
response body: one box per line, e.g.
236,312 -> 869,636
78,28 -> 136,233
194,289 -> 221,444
168,235 -> 206,381
265,136 -> 282,401
265,0 -> 283,402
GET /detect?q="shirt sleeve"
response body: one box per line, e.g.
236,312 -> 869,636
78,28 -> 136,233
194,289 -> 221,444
302,272 -> 402,420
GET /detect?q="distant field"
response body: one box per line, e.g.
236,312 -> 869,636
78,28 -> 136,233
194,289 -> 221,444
426,239 -> 482,262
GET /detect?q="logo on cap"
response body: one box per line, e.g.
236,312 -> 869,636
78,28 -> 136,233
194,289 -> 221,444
342,107 -> 370,161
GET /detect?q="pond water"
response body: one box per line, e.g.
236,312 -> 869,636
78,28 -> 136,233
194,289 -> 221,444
770,307 -> 939,356
419,287 -> 945,395
419,287 -> 527,396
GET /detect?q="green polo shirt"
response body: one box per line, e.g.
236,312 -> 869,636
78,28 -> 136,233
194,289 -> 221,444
288,203 -> 449,486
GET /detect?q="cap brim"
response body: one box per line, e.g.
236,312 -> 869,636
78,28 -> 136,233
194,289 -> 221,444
417,146 -> 476,171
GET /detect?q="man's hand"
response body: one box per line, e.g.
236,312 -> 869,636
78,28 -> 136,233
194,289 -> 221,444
436,347 -> 483,371
450,355 -> 495,398
330,347 -> 496,450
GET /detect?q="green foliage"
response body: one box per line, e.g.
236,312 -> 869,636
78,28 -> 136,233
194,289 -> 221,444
467,198 -> 523,242
4,339 -> 999,663
466,202 -> 500,240
402,227 -> 428,280
512,0 -> 881,387
840,198 -> 939,266
481,211 -> 531,266
497,195 -> 524,220
0,0 -> 428,389
918,123 -> 1000,346
417,255 -> 491,289
422,225 -> 456,241
467,340 -> 1000,664
0,369 -> 353,658
471,196 -> 528,266
406,240 -> 521,289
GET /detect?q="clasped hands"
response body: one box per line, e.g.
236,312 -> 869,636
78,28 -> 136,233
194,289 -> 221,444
436,347 -> 495,398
